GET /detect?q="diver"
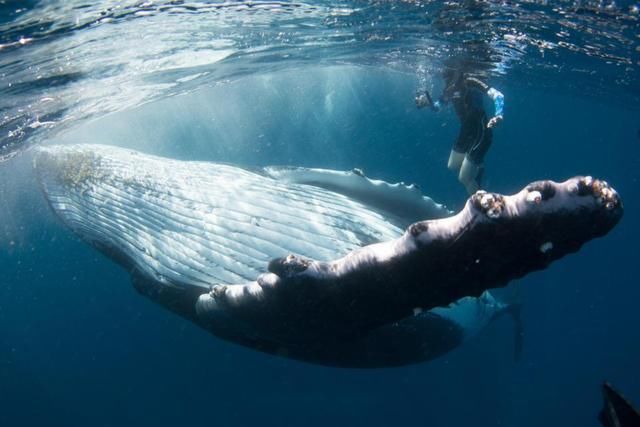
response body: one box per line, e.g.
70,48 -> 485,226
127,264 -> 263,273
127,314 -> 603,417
415,68 -> 504,194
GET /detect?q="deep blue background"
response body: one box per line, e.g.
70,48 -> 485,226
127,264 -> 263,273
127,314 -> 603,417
0,67 -> 638,426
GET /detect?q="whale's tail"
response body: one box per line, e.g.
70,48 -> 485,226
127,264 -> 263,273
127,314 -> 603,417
490,294 -> 523,362
506,302 -> 523,362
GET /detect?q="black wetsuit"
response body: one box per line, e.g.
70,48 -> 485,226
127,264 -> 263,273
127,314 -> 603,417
440,76 -> 492,165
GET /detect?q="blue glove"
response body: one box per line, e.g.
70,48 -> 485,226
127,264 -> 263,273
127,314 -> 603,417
487,88 -> 504,117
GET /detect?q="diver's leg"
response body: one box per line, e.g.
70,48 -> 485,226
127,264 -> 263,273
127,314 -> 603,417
460,116 -> 492,194
450,119 -> 475,172
448,150 -> 465,172
459,158 -> 481,194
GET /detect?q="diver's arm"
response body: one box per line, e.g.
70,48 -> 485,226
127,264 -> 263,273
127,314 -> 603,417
464,77 -> 490,92
465,77 -> 504,128
486,87 -> 504,128
415,90 -> 442,112
432,88 -> 455,112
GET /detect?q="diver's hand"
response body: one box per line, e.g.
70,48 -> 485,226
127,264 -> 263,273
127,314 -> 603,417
415,90 -> 440,111
415,92 -> 430,109
487,115 -> 503,129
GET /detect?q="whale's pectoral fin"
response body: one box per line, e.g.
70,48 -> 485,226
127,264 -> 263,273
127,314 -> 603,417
196,177 -> 622,345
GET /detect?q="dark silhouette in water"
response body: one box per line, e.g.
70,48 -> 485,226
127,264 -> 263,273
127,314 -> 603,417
599,382 -> 640,427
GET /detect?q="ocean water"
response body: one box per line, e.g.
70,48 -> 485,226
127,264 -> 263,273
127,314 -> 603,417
1,1 -> 639,426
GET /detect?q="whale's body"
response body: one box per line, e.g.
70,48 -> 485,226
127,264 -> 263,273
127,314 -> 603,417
34,144 -> 622,367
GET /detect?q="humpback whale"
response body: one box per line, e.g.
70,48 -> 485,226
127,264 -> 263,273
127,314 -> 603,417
34,144 -> 622,367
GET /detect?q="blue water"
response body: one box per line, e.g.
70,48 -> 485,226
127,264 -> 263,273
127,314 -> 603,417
1,1 -> 640,426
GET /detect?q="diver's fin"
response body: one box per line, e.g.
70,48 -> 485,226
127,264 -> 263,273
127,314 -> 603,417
599,382 -> 640,427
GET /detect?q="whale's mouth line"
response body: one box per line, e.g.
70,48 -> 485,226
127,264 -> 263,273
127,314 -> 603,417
33,143 -> 623,367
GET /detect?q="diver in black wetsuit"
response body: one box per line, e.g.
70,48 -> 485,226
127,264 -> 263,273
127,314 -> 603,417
416,68 -> 504,194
